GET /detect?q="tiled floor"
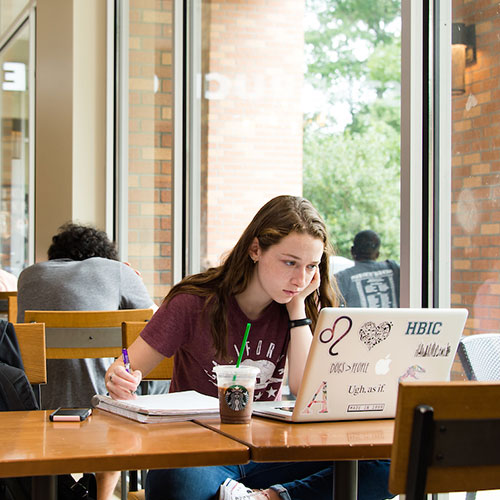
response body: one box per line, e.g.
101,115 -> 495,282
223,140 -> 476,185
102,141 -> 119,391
117,491 -> 500,499
114,488 -> 500,500
394,493 -> 500,499
116,489 -> 500,500
448,493 -> 500,499
105,477 -> 500,500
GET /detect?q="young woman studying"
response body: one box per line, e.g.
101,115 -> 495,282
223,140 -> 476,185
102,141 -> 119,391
105,195 -> 392,500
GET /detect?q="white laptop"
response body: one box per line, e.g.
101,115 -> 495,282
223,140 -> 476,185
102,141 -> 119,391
253,307 -> 468,422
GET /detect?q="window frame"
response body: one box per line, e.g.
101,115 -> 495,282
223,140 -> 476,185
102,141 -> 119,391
0,2 -> 35,270
401,0 -> 453,308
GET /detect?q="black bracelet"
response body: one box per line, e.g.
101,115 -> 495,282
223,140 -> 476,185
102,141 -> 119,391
289,318 -> 312,329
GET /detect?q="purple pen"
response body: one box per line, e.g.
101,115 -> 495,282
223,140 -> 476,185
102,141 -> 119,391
122,348 -> 131,373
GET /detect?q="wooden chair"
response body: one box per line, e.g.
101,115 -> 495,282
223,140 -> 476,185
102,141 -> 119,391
10,322 -> 47,407
13,322 -> 47,386
23,309 -> 154,500
0,291 -> 18,323
24,309 -> 153,360
127,492 -> 145,500
389,381 -> 500,500
122,321 -> 174,500
122,321 -> 174,381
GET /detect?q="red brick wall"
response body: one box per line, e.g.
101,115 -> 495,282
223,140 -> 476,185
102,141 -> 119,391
128,0 -> 173,303
126,1 -> 305,301
201,0 -> 305,267
451,0 -> 500,340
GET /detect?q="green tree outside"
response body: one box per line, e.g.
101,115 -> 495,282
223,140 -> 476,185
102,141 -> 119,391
303,0 -> 401,262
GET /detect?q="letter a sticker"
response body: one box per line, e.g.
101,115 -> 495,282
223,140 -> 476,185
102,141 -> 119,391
301,381 -> 328,414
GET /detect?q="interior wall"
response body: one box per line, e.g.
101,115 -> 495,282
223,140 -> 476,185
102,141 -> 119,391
35,0 -> 107,261
72,0 -> 107,229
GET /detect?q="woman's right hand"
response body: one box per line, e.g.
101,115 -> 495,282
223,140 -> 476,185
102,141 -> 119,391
105,364 -> 142,400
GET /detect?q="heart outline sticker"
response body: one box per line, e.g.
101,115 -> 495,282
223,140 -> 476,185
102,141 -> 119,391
359,321 -> 392,350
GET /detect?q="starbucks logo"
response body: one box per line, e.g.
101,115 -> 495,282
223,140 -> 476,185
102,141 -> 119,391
224,385 -> 249,411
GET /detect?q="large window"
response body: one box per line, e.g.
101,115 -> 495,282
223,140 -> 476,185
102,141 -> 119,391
192,1 -> 401,274
0,0 -> 29,35
302,1 -> 401,263
118,1 -> 403,302
194,1 -> 305,270
0,18 -> 31,276
121,0 -> 175,303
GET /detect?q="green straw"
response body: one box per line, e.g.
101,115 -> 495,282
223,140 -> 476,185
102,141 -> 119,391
233,323 -> 251,381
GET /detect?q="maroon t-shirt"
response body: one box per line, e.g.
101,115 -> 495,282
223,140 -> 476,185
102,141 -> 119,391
140,293 -> 290,401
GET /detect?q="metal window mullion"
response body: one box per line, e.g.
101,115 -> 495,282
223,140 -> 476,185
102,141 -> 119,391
401,0 -> 424,308
186,0 -> 202,277
173,0 -> 185,285
115,0 -> 129,260
433,0 -> 452,308
422,1 -> 431,308
28,8 -> 36,265
105,0 -> 116,239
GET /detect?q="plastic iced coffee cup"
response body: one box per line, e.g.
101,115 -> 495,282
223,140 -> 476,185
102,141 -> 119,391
213,365 -> 260,424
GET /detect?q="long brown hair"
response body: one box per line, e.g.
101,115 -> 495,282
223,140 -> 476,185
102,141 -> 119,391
164,195 -> 340,359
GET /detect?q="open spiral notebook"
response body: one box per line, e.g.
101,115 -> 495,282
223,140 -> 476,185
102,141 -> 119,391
91,391 -> 219,423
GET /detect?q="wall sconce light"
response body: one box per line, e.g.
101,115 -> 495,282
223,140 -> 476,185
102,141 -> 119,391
452,23 -> 476,96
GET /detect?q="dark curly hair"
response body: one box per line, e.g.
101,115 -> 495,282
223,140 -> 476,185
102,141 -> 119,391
47,223 -> 119,261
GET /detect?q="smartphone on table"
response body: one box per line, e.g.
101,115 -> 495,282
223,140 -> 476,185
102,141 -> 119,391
49,407 -> 92,422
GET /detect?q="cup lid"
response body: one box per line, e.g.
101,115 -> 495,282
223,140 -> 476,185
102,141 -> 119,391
213,364 -> 260,376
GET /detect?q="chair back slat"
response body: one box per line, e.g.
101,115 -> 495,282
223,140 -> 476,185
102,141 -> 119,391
45,327 -> 122,348
122,321 -> 173,380
8,295 -> 17,323
0,291 -> 18,322
13,322 -> 47,385
389,381 -> 500,498
24,310 -> 153,359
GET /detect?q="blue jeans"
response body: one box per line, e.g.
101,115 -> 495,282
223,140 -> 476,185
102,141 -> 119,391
145,460 -> 394,500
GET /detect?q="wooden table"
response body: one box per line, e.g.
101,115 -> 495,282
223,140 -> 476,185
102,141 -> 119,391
196,416 -> 394,500
0,410 -> 393,500
0,409 -> 250,500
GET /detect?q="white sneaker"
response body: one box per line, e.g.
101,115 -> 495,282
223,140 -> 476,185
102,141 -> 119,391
219,478 -> 232,500
219,478 -> 268,500
219,478 -> 249,500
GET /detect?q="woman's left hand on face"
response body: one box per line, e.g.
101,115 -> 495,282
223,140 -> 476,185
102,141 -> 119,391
290,268 -> 321,307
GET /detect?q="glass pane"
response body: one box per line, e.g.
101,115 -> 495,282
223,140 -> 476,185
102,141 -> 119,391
127,0 -> 174,303
0,20 -> 30,277
451,0 -> 500,377
0,0 -> 29,35
197,1 -> 401,293
303,0 -> 401,270
198,1 -> 306,268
